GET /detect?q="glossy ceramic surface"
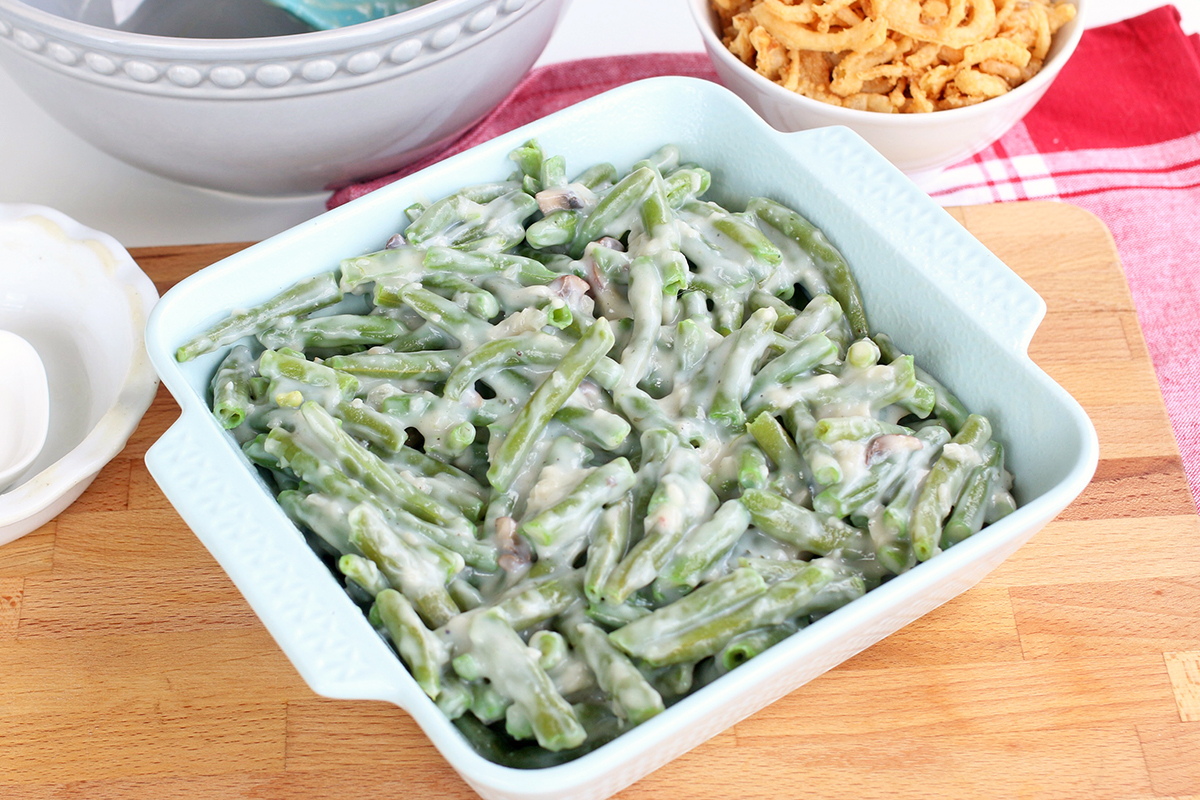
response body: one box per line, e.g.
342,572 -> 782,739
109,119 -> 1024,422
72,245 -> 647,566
143,78 -> 1098,800
0,330 -> 49,491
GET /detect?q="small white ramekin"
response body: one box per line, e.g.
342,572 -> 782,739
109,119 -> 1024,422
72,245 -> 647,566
0,204 -> 160,545
687,0 -> 1086,176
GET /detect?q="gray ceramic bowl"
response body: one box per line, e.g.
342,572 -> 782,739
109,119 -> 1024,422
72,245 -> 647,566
0,0 -> 567,195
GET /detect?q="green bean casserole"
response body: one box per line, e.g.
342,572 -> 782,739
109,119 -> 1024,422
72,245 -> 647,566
176,141 -> 1017,766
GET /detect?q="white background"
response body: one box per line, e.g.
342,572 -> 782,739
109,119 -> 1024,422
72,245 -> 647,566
1,0 -> 1197,247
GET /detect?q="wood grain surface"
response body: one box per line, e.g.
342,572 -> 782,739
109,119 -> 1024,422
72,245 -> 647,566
1,202 -> 1197,799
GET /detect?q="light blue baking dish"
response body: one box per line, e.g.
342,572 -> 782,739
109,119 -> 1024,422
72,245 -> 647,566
143,76 -> 1099,800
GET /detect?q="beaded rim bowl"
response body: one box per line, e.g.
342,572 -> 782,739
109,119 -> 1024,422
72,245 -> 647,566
0,0 -> 536,98
0,0 -> 564,194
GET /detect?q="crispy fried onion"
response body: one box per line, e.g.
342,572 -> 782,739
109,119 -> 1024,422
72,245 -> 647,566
751,0 -> 889,52
873,0 -> 996,49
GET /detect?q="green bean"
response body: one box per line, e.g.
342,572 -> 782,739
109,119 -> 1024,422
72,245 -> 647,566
325,350 -> 458,382
258,348 -> 358,409
422,246 -> 558,285
664,166 -> 711,208
385,321 -> 455,353
258,314 -> 407,352
527,210 -> 578,248
713,214 -> 783,270
783,294 -> 845,342
943,440 -> 1004,546
279,489 -> 353,554
436,675 -> 471,720
391,283 -> 493,349
814,416 -> 911,443
738,556 -> 811,583
742,488 -> 860,555
716,624 -> 797,673
570,167 -> 655,257
584,497 -> 632,604
349,504 -> 461,629
467,609 -> 586,752
874,333 -> 968,431
875,424 -> 952,573
911,414 -> 993,562
749,198 -> 869,338
210,345 -> 259,429
553,406 -> 632,453
573,162 -> 618,190
709,307 -> 778,429
177,271 -> 342,361
813,453 -> 909,519
488,317 -> 615,493
521,458 -> 636,549
661,499 -> 752,588
468,679 -> 511,724
637,144 -> 681,174
748,290 -> 799,331
449,578 -> 485,612
613,559 -> 862,666
618,257 -> 664,391
530,630 -> 569,672
330,398 -> 409,452
375,588 -> 448,699
736,440 -> 771,491
747,412 -> 808,489
339,553 -> 391,597
607,568 -> 768,666
509,139 -> 544,184
560,614 -> 664,724
602,449 -> 719,603
493,571 -> 584,631
444,332 -> 566,400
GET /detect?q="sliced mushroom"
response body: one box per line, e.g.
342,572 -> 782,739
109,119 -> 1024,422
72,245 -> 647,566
865,433 -> 923,465
535,182 -> 597,214
496,516 -> 532,573
549,274 -> 595,317
594,236 -> 625,252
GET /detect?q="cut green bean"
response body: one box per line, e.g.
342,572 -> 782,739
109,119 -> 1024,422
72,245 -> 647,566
195,140 -> 1019,766
177,271 -> 342,361
488,317 -> 615,493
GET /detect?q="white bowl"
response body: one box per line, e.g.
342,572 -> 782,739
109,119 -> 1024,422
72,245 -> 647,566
0,0 -> 567,196
0,330 -> 50,491
142,78 -> 1098,800
687,0 -> 1086,176
0,204 -> 160,546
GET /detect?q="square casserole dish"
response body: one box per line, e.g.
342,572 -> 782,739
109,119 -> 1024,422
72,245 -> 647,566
143,77 -> 1099,800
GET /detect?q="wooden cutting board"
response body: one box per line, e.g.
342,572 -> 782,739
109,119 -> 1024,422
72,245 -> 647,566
1,202 -> 1197,800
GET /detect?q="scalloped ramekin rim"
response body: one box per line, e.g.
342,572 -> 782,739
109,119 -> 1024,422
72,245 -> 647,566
0,203 -> 159,542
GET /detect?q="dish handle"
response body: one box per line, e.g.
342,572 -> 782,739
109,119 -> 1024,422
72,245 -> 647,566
146,414 -> 422,709
780,125 -> 1049,356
